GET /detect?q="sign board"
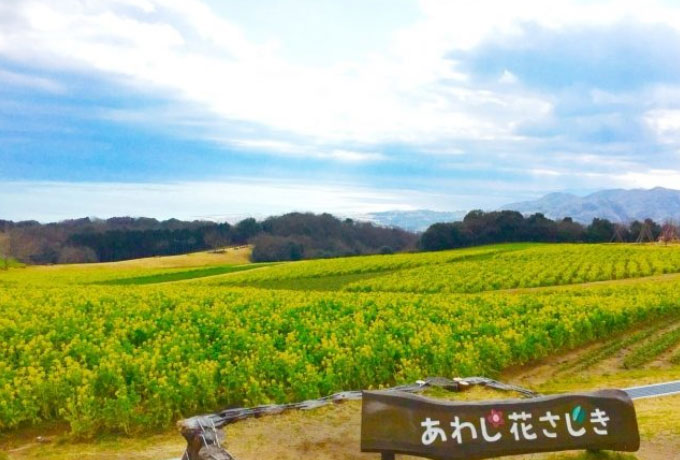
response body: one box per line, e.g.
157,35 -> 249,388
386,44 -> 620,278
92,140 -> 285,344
361,389 -> 639,460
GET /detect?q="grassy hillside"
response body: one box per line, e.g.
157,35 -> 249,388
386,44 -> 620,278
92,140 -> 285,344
98,263 -> 271,285
210,243 -> 680,292
1,243 -> 680,459
0,246 -> 252,287
83,245 -> 253,269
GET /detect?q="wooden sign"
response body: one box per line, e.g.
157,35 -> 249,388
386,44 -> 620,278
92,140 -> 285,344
361,389 -> 639,460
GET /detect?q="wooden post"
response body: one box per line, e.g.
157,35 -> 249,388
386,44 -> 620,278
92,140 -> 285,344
178,417 -> 234,460
381,453 -> 395,460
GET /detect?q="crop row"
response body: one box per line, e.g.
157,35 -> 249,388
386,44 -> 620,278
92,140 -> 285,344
344,244 -> 680,294
211,244 -> 516,285
561,320 -> 670,373
622,324 -> 680,368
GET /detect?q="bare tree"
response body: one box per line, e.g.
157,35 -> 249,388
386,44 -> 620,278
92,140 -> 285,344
660,219 -> 680,245
0,223 -> 11,269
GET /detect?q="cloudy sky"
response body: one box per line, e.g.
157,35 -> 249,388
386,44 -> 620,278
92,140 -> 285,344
2,0 -> 680,221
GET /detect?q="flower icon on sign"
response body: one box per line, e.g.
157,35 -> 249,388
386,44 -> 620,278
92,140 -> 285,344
486,409 -> 505,428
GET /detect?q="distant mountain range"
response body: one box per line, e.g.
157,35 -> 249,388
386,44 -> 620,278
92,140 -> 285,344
501,187 -> 680,224
363,187 -> 680,230
362,209 -> 467,231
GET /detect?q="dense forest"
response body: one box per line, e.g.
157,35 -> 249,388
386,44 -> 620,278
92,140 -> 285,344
0,213 -> 417,264
420,210 -> 667,251
0,210 -> 675,265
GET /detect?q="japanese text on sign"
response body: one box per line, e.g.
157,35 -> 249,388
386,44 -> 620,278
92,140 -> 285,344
361,389 -> 639,460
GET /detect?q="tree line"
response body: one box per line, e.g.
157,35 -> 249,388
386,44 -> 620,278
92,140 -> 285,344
1,210 -> 675,266
420,210 -> 666,251
0,213 -> 418,265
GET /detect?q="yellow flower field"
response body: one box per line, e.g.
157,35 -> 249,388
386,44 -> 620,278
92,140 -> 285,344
2,243 -> 680,437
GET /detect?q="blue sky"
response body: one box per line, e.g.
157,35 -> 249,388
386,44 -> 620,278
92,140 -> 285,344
1,0 -> 680,222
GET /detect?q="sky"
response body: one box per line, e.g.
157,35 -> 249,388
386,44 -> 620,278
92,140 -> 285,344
1,0 -> 680,222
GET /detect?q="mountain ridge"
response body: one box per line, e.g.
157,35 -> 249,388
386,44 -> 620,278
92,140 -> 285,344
365,187 -> 680,230
360,209 -> 467,232
501,187 -> 680,223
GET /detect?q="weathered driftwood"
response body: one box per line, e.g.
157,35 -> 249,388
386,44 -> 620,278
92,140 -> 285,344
179,415 -> 230,460
177,376 -> 540,460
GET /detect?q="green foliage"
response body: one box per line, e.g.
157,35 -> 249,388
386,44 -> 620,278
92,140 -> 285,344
97,263 -> 270,285
343,244 -> 680,294
242,271 -> 391,291
214,243 -> 521,286
2,278 -> 680,435
0,258 -> 23,269
3,242 -> 680,438
560,320 -> 671,373
623,325 -> 680,368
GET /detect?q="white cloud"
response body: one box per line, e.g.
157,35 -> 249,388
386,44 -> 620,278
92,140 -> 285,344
327,149 -> 385,163
529,168 -> 562,176
0,0 -> 554,150
2,0 -> 680,186
413,0 -> 680,51
231,139 -> 302,154
229,139 -> 385,162
0,179 -> 444,222
616,169 -> 680,189
499,70 -> 518,84
0,68 -> 64,93
645,109 -> 680,144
